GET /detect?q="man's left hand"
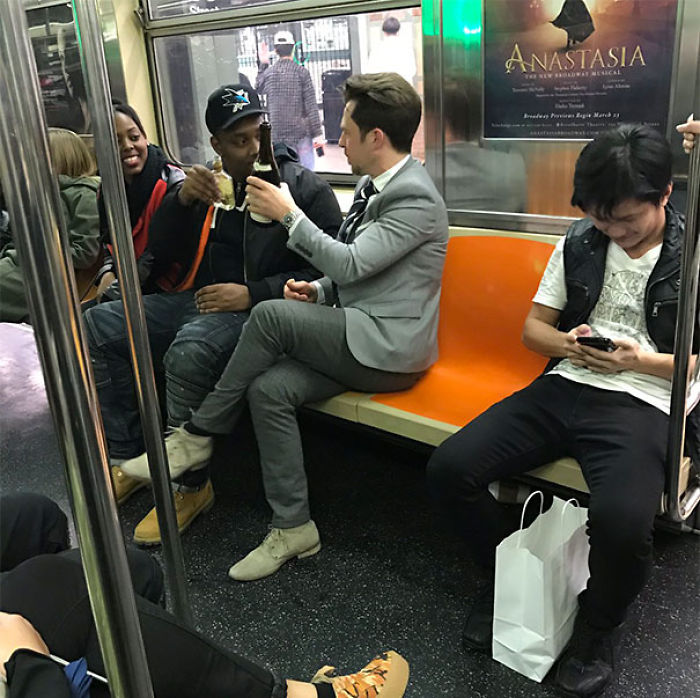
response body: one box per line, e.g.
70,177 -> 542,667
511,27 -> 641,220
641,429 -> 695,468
245,177 -> 296,222
195,283 -> 251,313
576,337 -> 641,374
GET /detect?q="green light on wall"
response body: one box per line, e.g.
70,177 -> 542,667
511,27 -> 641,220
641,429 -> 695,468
423,0 -> 482,42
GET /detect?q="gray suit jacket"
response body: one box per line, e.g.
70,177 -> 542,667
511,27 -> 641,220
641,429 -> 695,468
287,157 -> 449,373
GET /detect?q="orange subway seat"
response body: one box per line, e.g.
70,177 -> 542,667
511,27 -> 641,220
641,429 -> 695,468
370,235 -> 554,426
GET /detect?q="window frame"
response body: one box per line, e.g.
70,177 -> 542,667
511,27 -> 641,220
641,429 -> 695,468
144,0 -> 417,186
139,0 -> 409,32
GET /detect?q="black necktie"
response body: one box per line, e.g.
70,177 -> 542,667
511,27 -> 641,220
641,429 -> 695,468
338,178 -> 377,243
332,178 -> 377,305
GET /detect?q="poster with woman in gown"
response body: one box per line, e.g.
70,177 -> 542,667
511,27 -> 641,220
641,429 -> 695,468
483,0 -> 678,139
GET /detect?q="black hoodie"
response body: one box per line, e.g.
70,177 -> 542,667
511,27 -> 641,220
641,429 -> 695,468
148,143 -> 342,305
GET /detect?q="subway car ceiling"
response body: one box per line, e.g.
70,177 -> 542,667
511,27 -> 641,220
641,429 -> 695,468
24,0 -> 700,233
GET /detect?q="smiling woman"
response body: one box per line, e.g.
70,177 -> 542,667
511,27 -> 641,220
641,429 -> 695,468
92,104 -> 185,302
115,108 -> 148,183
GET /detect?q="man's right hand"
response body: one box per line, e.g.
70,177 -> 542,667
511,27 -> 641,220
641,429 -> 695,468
565,324 -> 592,367
284,278 -> 318,303
178,165 -> 222,207
0,613 -> 49,678
676,115 -> 699,154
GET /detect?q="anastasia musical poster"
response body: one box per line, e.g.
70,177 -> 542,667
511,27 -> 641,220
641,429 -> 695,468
483,0 -> 679,139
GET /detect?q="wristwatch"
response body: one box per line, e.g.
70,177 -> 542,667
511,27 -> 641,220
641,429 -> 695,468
281,209 -> 302,230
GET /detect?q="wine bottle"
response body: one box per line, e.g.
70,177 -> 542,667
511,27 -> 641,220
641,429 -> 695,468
250,119 -> 281,222
253,120 -> 281,186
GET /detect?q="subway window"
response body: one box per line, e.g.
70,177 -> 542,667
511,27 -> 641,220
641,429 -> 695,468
153,7 -> 423,172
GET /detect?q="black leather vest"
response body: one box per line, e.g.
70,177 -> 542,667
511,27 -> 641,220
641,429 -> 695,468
546,204 -> 689,373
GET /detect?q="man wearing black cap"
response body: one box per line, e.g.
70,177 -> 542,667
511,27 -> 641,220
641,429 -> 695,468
85,83 -> 341,543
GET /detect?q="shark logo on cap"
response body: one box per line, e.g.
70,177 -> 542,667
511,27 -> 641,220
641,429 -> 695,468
222,88 -> 251,114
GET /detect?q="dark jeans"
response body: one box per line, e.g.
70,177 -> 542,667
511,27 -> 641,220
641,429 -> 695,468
0,492 -> 163,604
84,291 -> 248,460
427,374 -> 668,629
0,493 -> 284,698
294,137 -> 314,170
0,492 -> 69,571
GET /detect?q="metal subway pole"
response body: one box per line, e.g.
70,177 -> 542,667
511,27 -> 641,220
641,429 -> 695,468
71,0 -> 192,623
667,87 -> 700,522
0,4 -> 154,697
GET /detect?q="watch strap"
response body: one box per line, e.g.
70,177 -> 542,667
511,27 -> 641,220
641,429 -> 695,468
281,209 -> 301,229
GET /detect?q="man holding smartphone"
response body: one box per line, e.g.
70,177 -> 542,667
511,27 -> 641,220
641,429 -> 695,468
428,124 -> 697,698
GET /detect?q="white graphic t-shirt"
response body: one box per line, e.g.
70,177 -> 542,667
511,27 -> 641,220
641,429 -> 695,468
533,237 -> 671,414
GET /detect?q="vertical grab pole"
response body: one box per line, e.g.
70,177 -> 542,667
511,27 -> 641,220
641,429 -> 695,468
70,0 -> 192,623
667,88 -> 700,522
0,3 -> 154,697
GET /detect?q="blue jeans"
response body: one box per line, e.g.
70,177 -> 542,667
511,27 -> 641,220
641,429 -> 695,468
295,137 -> 314,170
84,291 -> 248,460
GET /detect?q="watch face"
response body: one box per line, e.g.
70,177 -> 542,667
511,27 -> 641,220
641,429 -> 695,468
283,212 -> 296,227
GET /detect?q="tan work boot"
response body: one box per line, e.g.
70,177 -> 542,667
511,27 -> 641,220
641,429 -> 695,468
111,465 -> 146,505
228,520 -> 321,581
132,480 -> 214,546
311,650 -> 410,698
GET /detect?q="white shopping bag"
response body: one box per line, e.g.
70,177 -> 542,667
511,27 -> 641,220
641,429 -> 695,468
492,492 -> 590,682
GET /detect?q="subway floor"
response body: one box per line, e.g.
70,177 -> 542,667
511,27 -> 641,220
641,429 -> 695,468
1,325 -> 698,697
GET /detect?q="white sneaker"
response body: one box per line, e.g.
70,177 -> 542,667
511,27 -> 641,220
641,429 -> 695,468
228,520 -> 321,582
119,426 -> 213,481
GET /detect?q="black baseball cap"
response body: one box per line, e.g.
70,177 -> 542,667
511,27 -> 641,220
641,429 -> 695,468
205,84 -> 266,135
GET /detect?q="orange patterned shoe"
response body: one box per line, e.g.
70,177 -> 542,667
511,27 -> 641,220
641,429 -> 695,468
311,651 -> 409,698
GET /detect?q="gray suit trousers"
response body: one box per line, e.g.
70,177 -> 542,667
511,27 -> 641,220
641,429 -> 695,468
191,299 -> 422,527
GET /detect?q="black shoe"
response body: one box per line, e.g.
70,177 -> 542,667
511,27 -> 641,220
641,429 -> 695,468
462,588 -> 494,653
554,615 -> 620,697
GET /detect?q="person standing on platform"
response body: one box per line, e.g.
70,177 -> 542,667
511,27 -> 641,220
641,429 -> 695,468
256,31 -> 323,170
366,17 -> 416,86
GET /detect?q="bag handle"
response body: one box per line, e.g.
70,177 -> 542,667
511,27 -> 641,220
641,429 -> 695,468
559,498 -> 584,533
557,498 -> 584,587
517,490 -> 544,548
561,498 -> 580,516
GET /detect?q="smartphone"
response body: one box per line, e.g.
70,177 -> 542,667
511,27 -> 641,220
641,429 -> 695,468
576,336 -> 617,352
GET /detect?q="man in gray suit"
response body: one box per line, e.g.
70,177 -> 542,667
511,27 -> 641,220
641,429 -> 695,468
121,73 -> 448,581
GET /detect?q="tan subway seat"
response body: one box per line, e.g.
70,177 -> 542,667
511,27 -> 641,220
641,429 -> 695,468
307,393 -> 588,494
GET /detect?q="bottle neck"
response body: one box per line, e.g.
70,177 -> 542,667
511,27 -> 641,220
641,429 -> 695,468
258,123 -> 276,167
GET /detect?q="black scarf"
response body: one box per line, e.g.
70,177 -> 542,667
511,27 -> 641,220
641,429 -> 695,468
99,144 -> 171,240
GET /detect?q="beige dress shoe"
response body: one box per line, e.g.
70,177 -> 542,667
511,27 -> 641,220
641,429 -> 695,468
120,426 -> 213,481
228,520 -> 321,581
133,480 -> 214,546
